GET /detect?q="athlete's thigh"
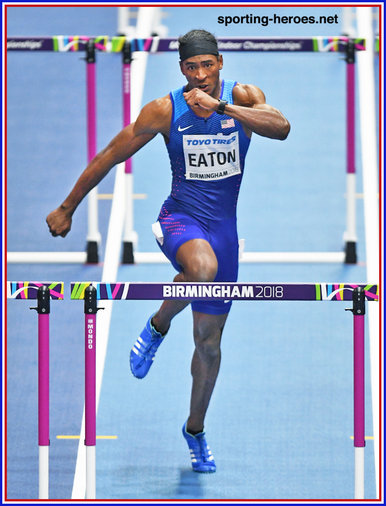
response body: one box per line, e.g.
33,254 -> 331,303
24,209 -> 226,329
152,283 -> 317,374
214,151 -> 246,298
190,218 -> 238,315
209,218 -> 239,282
176,238 -> 218,280
154,212 -> 207,271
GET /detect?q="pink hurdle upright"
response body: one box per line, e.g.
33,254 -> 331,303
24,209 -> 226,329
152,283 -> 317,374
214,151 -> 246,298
85,39 -> 100,263
7,282 -> 64,499
32,286 -> 51,499
344,39 -> 358,264
121,40 -> 139,264
83,285 -> 101,499
347,287 -> 366,498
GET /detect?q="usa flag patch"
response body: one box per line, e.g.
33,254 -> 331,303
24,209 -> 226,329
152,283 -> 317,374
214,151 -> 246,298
221,118 -> 235,129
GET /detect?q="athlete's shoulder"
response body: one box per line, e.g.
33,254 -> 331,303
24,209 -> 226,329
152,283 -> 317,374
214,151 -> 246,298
142,94 -> 172,117
232,83 -> 266,107
135,94 -> 172,135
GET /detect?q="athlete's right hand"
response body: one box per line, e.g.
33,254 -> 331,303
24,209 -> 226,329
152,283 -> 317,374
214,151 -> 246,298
46,207 -> 72,237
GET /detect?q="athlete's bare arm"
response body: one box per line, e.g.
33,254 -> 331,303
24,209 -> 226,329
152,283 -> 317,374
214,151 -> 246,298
46,96 -> 172,237
183,83 -> 290,140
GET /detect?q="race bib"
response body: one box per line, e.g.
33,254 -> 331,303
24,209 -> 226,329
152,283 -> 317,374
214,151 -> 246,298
183,132 -> 241,181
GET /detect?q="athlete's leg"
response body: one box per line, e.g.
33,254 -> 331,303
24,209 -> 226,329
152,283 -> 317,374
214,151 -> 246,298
181,311 -> 228,473
185,217 -> 237,431
151,238 -> 218,334
186,311 -> 228,433
130,235 -> 219,379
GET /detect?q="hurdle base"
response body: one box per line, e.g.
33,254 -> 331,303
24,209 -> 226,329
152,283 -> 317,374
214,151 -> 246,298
86,241 -> 99,264
122,242 -> 135,264
86,446 -> 96,499
345,241 -> 357,264
39,445 -> 49,499
354,447 -> 365,499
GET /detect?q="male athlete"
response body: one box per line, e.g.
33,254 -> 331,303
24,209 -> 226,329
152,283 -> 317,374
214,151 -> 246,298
46,29 -> 290,473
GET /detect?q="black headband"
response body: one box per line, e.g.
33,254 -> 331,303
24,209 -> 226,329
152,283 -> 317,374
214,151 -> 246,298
179,40 -> 219,61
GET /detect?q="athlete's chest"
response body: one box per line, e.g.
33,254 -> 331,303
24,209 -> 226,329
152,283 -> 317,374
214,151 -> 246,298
169,112 -> 241,181
174,111 -> 237,137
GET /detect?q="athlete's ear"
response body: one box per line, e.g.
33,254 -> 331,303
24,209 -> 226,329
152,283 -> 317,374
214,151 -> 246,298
218,54 -> 223,70
179,60 -> 185,75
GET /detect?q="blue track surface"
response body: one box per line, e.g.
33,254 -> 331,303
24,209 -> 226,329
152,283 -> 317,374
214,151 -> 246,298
6,5 -> 379,501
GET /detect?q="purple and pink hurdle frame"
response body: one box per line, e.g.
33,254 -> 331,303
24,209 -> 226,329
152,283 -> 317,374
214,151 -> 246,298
345,40 -> 358,263
70,281 -> 378,500
85,41 -> 100,263
7,282 -> 64,499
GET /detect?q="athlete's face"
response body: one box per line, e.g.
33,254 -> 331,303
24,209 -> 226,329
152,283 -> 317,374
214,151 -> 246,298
180,54 -> 223,96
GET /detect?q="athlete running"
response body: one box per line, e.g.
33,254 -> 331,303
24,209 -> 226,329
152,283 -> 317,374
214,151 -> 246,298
46,29 -> 290,473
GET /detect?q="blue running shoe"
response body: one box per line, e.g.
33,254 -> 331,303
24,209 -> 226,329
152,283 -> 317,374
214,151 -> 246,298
130,315 -> 165,379
182,421 -> 216,473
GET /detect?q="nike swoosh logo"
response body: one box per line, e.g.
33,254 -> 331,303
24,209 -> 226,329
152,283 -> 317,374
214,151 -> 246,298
178,125 -> 193,132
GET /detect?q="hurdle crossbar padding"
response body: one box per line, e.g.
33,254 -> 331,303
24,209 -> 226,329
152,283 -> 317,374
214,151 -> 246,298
70,282 -> 379,302
7,281 -> 64,299
8,283 -> 64,499
6,36 -> 366,53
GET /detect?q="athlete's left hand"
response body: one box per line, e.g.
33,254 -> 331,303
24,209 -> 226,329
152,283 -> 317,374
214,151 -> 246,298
183,88 -> 218,112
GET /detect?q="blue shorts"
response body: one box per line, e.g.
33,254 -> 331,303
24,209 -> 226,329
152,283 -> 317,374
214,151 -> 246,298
153,208 -> 239,315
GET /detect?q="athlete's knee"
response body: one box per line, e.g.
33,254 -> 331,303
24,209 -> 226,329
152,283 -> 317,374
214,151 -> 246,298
194,335 -> 221,364
184,256 -> 217,282
193,321 -> 222,361
176,240 -> 218,282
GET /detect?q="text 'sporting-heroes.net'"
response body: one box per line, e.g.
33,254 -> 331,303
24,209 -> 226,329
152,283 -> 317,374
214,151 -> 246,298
218,13 -> 339,27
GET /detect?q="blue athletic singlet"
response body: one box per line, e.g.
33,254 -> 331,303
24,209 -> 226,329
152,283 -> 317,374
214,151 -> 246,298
153,80 -> 251,314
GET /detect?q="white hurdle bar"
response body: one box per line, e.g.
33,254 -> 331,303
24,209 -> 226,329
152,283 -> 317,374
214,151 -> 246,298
6,250 -> 346,265
133,251 -> 346,264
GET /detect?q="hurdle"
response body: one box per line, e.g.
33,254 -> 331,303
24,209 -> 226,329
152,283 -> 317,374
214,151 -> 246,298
6,282 -> 64,499
85,39 -> 101,263
124,36 -> 367,265
6,35 -> 371,265
70,281 -> 379,500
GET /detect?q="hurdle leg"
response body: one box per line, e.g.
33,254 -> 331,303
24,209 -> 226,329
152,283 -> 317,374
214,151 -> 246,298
84,286 -> 98,499
348,287 -> 366,498
344,39 -> 357,264
122,41 -> 138,264
31,286 -> 51,499
38,309 -> 50,499
86,40 -> 101,263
